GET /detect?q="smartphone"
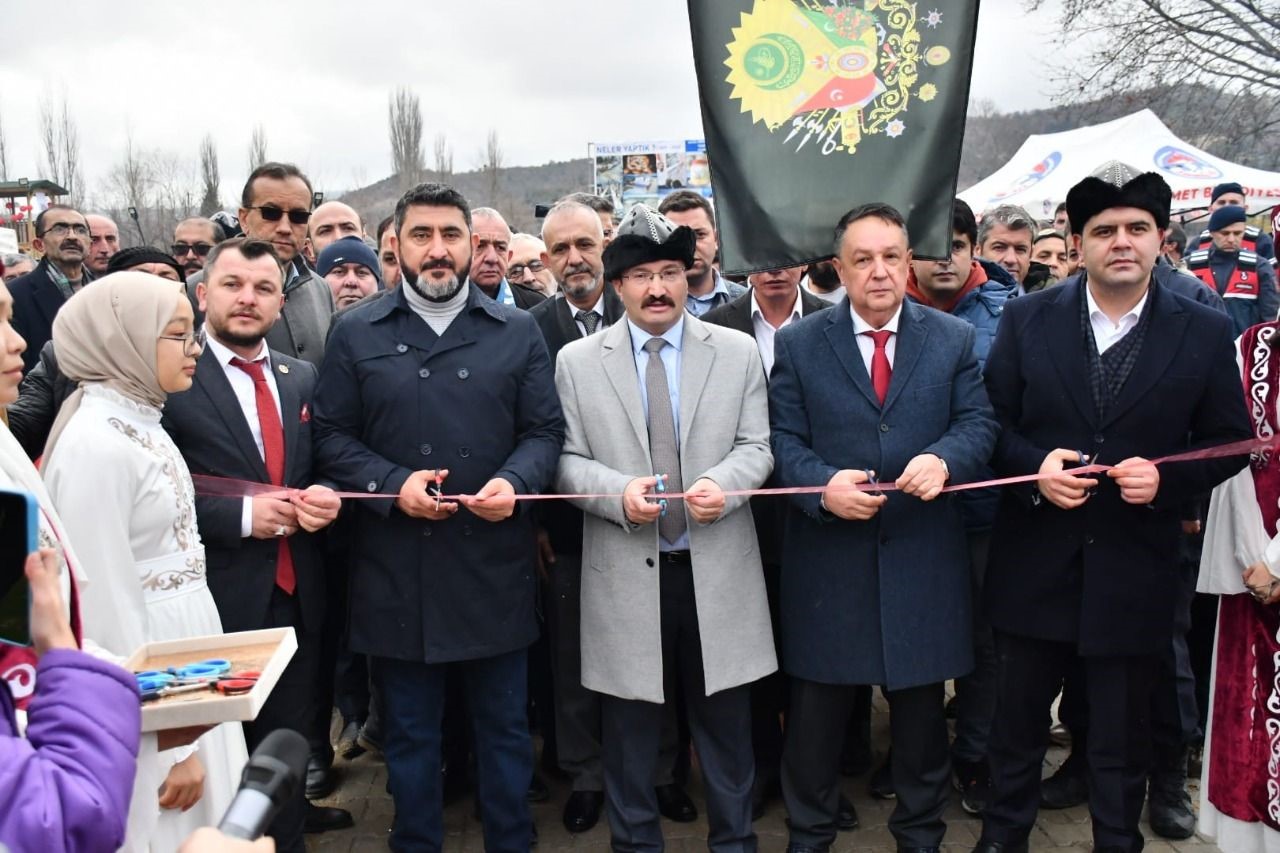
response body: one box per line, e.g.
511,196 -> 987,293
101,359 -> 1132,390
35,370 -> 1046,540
0,489 -> 40,647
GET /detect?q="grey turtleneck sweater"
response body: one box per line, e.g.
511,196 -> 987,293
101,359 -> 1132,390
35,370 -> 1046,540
403,279 -> 470,335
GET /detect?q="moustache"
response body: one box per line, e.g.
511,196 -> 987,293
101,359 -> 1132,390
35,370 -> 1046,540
419,260 -> 457,273
564,263 -> 595,278
231,311 -> 261,320
59,241 -> 83,251
642,296 -> 675,308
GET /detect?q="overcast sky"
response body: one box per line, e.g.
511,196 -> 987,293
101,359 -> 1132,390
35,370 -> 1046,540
0,0 -> 1073,203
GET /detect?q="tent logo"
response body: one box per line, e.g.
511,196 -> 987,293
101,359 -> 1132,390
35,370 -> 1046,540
1153,146 -> 1222,180
989,151 -> 1061,202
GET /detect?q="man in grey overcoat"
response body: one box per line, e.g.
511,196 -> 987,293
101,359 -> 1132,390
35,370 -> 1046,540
555,204 -> 776,853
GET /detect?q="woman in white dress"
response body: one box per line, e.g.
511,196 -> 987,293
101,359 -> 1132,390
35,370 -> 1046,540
41,271 -> 249,851
1199,319 -> 1280,853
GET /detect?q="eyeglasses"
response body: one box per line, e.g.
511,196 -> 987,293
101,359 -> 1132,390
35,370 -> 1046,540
246,205 -> 311,225
158,327 -> 206,356
507,261 -> 546,279
39,222 -> 90,238
622,268 -> 685,285
171,242 -> 213,257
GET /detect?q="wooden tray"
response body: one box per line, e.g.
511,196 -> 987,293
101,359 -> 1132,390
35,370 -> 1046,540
124,627 -> 297,733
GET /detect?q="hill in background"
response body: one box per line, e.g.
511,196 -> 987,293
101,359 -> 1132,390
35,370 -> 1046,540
340,84 -> 1277,232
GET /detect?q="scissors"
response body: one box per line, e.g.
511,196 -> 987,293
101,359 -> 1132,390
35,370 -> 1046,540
426,472 -> 445,511
651,474 -> 669,516
864,470 -> 883,497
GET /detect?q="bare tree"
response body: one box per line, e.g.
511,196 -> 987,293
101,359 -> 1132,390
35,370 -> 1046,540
59,100 -> 82,207
36,92 -> 84,204
38,98 -> 61,186
432,132 -> 454,182
1029,0 -> 1280,143
247,124 -> 268,173
481,129 -> 504,204
199,134 -> 221,216
103,136 -> 199,247
388,87 -> 425,189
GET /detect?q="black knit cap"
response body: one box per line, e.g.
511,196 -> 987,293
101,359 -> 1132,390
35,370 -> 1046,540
1065,172 -> 1172,236
105,246 -> 186,283
1211,182 -> 1244,203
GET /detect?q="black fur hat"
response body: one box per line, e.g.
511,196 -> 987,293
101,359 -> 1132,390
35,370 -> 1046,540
1065,171 -> 1172,236
602,204 -> 697,282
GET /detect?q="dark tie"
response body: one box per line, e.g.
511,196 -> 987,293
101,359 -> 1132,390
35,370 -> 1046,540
579,311 -> 602,336
229,357 -> 296,595
862,330 -> 893,405
643,338 -> 685,543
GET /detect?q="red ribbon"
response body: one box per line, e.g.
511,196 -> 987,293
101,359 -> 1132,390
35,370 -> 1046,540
190,435 -> 1270,502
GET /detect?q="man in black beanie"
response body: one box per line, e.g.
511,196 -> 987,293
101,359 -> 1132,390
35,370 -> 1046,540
105,246 -> 186,282
1185,204 -> 1278,334
973,170 -> 1252,853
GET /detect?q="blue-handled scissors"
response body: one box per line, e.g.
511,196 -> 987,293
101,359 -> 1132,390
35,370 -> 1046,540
653,474 -> 669,517
864,469 -> 883,497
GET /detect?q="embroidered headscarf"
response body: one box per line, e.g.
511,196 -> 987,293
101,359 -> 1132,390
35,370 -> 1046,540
43,272 -> 188,461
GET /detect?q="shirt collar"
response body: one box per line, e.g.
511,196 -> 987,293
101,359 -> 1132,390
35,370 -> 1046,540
203,325 -> 270,368
749,288 -> 802,328
627,316 -> 685,358
1084,282 -> 1148,327
850,302 -> 904,336
569,292 -> 604,318
690,269 -> 731,303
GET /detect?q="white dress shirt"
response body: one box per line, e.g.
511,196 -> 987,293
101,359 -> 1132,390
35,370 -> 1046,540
569,293 -> 606,337
851,303 -> 904,373
203,330 -> 283,537
1085,286 -> 1148,354
750,290 -> 803,375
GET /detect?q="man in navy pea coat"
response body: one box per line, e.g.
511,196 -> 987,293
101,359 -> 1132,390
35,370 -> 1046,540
313,183 -> 565,853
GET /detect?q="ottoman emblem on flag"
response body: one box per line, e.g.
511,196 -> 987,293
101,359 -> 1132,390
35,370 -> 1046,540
724,0 -> 950,155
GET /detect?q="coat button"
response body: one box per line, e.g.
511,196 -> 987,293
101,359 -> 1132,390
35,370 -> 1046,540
420,444 -> 432,455
879,423 -> 889,433
457,368 -> 470,380
422,528 -> 432,537
463,525 -> 473,536
366,480 -> 378,492
459,447 -> 471,458
645,558 -> 655,567
879,535 -> 889,545
419,368 -> 431,379
396,343 -> 408,353
1085,534 -> 1095,545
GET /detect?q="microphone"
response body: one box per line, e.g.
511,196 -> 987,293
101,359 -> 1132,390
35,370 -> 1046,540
216,728 -> 309,840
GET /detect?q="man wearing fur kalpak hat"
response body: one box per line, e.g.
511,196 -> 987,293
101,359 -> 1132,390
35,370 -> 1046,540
973,171 -> 1253,853
553,203 -> 776,850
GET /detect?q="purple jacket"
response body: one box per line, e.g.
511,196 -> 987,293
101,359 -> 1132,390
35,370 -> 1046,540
0,649 -> 140,853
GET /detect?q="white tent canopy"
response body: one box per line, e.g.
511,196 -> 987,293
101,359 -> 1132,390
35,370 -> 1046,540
959,109 -> 1280,220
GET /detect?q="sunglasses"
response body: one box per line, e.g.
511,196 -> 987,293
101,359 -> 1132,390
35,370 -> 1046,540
246,205 -> 311,225
171,242 -> 214,257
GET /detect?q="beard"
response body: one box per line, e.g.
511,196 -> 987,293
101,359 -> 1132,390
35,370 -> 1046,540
558,263 -> 601,302
215,324 -> 266,349
403,256 -> 470,303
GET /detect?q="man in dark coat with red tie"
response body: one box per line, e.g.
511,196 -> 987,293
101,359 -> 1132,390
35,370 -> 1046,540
769,203 -> 998,852
161,237 -> 353,849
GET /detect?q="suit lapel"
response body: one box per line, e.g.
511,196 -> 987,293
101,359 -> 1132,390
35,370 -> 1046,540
195,351 -> 270,481
1044,282 -> 1099,427
602,285 -> 626,326
823,304 -> 881,409
882,301 -> 928,414
273,359 -> 302,484
601,321 -> 650,454
1101,284 -> 1187,429
678,318 -> 716,450
553,297 -> 581,344
33,271 -> 66,327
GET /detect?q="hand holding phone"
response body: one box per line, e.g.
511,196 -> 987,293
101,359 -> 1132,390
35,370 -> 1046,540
26,549 -> 76,657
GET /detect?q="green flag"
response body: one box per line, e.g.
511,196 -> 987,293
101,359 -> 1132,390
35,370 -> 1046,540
687,0 -> 981,271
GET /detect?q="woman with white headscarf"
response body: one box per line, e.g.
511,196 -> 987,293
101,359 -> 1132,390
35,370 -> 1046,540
42,271 -> 248,852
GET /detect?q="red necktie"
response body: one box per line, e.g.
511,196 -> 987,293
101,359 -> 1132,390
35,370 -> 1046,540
230,357 -> 296,595
863,330 -> 893,404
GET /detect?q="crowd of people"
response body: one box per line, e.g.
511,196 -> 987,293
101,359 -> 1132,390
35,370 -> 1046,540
0,154 -> 1277,853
